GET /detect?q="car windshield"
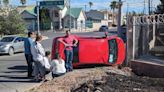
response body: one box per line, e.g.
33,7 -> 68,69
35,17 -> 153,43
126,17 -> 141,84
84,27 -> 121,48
0,37 -> 15,42
108,39 -> 118,63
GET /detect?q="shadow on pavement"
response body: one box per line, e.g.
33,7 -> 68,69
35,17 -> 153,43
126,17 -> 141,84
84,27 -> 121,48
8,65 -> 27,70
0,75 -> 37,83
0,65 -> 36,83
3,70 -> 27,73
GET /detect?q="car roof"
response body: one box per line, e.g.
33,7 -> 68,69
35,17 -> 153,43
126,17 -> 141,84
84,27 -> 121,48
2,35 -> 20,38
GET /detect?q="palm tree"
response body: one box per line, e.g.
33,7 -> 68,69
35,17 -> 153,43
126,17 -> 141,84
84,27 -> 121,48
110,1 -> 118,25
88,2 -> 93,9
20,0 -> 26,6
3,0 -> 9,6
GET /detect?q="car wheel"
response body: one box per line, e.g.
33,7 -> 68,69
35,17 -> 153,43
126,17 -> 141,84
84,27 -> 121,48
8,47 -> 14,56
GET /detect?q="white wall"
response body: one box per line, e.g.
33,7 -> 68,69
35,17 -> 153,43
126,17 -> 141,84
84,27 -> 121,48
77,11 -> 86,31
61,6 -> 67,18
101,20 -> 108,26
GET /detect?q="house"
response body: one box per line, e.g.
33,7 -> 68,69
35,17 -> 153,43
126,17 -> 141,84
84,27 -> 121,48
86,10 -> 104,23
19,0 -> 86,32
18,6 -> 37,31
64,8 -> 86,31
85,9 -> 118,30
85,10 -> 111,30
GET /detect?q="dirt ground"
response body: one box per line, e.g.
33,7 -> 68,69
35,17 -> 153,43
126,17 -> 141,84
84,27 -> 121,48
28,67 -> 164,92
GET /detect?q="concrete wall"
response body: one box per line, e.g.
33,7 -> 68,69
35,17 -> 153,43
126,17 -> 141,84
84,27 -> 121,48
92,23 -> 101,31
101,20 -> 108,26
91,20 -> 109,31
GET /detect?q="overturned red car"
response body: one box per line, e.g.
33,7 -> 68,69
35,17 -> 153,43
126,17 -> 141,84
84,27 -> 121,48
51,35 -> 125,68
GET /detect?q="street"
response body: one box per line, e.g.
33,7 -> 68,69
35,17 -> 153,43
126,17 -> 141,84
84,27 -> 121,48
0,31 -> 116,92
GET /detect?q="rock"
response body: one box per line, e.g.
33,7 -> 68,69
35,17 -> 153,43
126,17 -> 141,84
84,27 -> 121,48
87,83 -> 94,90
94,80 -> 106,85
94,87 -> 103,92
133,88 -> 141,91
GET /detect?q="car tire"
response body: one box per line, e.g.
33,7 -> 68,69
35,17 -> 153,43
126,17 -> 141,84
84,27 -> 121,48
8,47 -> 14,56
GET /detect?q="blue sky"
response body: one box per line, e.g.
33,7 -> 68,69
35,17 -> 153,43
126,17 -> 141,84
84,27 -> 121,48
9,0 -> 161,14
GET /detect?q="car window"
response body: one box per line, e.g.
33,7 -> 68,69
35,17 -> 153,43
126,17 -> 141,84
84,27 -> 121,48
14,38 -> 19,43
0,37 -> 15,42
18,37 -> 24,42
14,37 -> 23,43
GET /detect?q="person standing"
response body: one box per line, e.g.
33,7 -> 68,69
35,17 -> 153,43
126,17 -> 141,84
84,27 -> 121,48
24,32 -> 35,77
31,36 -> 46,81
59,30 -> 78,72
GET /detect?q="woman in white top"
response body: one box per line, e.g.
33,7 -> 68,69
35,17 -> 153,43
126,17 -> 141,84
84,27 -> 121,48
31,36 -> 46,81
50,54 -> 66,78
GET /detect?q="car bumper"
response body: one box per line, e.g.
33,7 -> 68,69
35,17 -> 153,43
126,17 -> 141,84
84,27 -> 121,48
0,48 -> 9,54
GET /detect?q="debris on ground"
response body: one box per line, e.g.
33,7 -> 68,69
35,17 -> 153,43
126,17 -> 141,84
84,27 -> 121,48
28,67 -> 164,92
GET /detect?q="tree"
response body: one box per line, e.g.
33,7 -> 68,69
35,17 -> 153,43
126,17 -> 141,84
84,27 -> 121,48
3,0 -> 9,6
110,1 -> 118,25
0,9 -> 26,35
88,2 -> 93,9
0,15 -> 5,34
20,0 -> 26,6
40,8 -> 51,30
155,0 -> 164,14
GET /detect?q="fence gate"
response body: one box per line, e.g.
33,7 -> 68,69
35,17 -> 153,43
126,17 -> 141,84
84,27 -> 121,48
127,14 -> 164,63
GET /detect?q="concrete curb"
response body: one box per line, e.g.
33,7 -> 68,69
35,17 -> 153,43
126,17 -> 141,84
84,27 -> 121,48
130,60 -> 164,78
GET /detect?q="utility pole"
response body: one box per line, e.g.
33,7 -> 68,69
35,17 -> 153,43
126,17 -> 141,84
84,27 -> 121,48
148,0 -> 150,15
69,0 -> 71,31
117,0 -> 122,38
37,1 -> 41,36
143,0 -> 146,14
0,0 -> 2,8
85,4 -> 87,31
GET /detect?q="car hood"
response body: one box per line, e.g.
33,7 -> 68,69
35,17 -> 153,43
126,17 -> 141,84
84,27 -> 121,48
0,42 -> 11,46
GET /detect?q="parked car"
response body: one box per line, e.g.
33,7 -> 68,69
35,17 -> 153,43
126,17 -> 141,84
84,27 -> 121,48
0,35 -> 25,55
51,35 -> 125,68
99,25 -> 109,32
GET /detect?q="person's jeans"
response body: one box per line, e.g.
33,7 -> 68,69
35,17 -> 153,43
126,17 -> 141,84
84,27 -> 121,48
25,54 -> 33,77
64,50 -> 73,72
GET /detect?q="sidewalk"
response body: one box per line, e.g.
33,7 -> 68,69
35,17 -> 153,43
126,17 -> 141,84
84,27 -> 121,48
40,28 -> 96,34
0,63 -> 43,92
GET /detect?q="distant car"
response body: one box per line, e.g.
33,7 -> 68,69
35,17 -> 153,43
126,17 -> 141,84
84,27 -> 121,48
0,35 -> 25,55
99,25 -> 109,32
51,36 -> 125,68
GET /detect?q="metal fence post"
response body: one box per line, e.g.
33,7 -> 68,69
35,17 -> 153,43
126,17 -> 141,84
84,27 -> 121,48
132,17 -> 136,60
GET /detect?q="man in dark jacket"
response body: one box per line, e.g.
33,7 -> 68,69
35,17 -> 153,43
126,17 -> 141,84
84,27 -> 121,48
24,32 -> 35,77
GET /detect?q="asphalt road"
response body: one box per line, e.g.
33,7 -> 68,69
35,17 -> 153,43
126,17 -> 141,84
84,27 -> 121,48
0,31 -> 116,92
